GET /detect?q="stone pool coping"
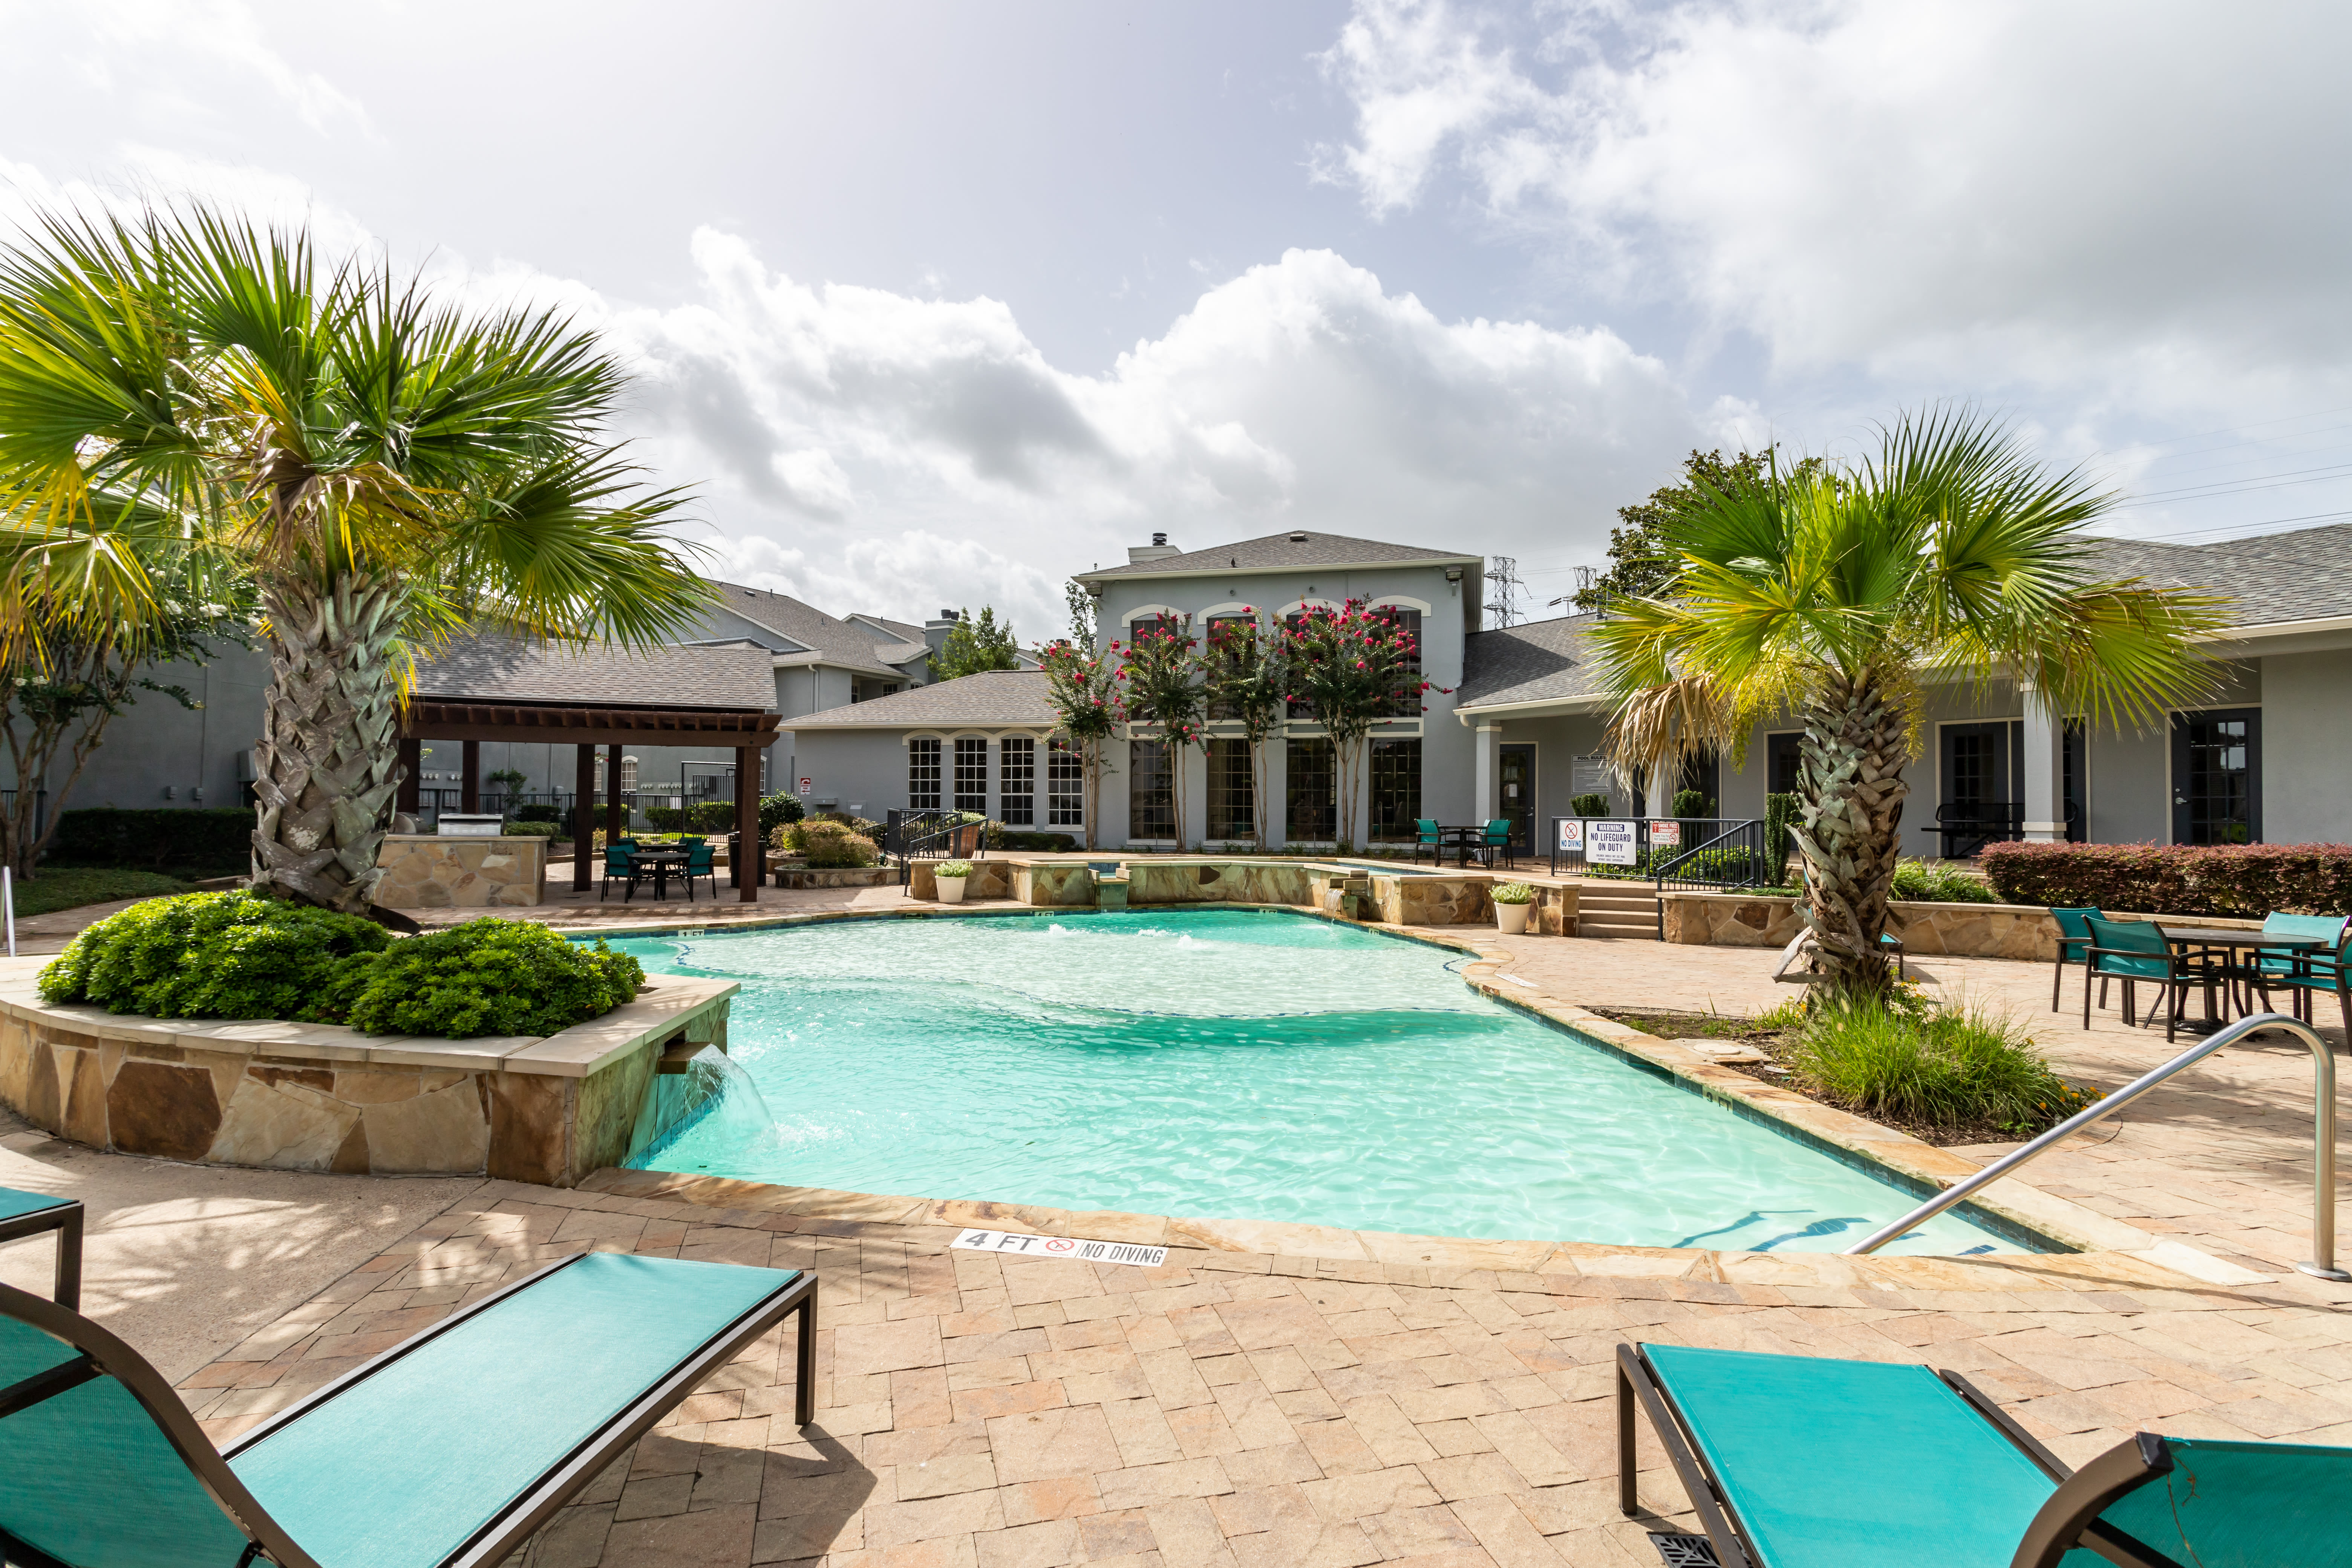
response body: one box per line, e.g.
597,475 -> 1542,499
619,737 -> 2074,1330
572,902 -> 2267,1291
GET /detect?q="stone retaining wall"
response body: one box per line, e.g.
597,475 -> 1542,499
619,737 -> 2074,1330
0,969 -> 736,1186
1661,891 -> 2262,960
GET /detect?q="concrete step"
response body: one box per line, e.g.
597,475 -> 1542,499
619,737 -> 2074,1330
1577,915 -> 1660,939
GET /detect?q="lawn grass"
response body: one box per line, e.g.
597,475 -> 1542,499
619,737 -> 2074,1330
11,867 -> 197,917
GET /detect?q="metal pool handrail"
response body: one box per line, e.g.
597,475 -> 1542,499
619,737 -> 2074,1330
1842,1011 -> 2346,1282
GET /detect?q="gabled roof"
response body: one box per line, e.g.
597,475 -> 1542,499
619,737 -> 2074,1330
791,670 -> 1059,728
2085,523 -> 2352,628
1456,615 -> 1608,711
1074,530 -> 1480,584
411,635 -> 778,712
709,581 -> 932,678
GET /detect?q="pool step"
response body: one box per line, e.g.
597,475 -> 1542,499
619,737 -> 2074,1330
1573,883 -> 1661,939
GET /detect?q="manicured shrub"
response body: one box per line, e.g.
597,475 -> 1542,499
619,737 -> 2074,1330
39,891 -> 390,1019
513,803 -> 563,824
501,821 -> 559,837
759,792 -> 805,835
784,820 -> 878,868
642,801 -> 741,835
47,807 -> 253,872
1979,841 -> 2352,917
1671,789 -> 1711,818
1764,792 -> 1798,884
325,919 -> 643,1038
1890,858 -> 1998,904
1788,992 -> 2093,1135
999,831 -> 1079,851
1570,792 -> 1609,817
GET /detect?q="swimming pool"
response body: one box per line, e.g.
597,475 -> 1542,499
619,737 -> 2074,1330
611,910 -> 2029,1256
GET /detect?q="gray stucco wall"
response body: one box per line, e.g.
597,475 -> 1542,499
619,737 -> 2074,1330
0,643 -> 272,814
2259,648 -> 2352,842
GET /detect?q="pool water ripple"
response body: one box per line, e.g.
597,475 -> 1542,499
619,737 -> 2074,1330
613,910 -> 2021,1256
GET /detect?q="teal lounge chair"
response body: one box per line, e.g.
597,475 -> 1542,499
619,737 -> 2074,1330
0,1251 -> 816,1568
2083,915 -> 2213,1043
0,1185 -> 79,1309
1619,1342 -> 2350,1568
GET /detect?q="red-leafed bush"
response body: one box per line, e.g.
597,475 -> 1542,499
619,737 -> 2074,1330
1979,841 -> 2352,917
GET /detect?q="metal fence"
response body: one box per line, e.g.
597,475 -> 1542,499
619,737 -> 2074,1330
1547,815 -> 1784,891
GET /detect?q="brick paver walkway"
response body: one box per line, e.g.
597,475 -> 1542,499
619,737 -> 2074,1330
175,1175 -> 2352,1568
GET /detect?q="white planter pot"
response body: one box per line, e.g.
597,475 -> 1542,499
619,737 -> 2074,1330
937,875 -> 969,904
1495,900 -> 1530,935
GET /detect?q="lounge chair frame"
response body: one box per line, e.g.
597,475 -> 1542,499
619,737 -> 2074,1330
1615,1342 -> 2188,1568
0,1194 -> 80,1309
0,1252 -> 817,1568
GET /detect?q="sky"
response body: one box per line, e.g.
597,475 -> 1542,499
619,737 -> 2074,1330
5,0 -> 2351,639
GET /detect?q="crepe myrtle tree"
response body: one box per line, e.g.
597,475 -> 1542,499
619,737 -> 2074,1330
1279,599 -> 1442,852
1593,409 -> 2224,997
0,205 -> 713,915
1116,614 -> 1207,848
1037,639 -> 1124,850
1204,608 -> 1288,847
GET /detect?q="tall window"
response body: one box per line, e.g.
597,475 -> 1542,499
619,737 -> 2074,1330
908,737 -> 941,810
1285,737 -> 1334,844
1130,738 -> 1175,841
1000,737 -> 1036,826
1284,610 -> 1317,719
1204,614 -> 1256,720
954,737 -> 989,813
1208,738 -> 1254,841
1370,606 -> 1422,717
1369,738 -> 1422,841
1047,740 -> 1084,827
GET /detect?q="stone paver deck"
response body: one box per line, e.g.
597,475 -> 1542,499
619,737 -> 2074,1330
170,1175 -> 2352,1568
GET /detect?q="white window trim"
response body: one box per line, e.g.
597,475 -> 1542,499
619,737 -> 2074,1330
1276,597 -> 1342,617
1197,602 -> 1262,622
1121,603 -> 1187,626
1368,594 -> 1433,614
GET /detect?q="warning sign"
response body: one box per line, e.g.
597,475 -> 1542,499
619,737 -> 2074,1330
1649,820 -> 1681,847
798,776 -> 813,793
1556,819 -> 1583,851
950,1229 -> 1169,1268
1587,819 -> 1639,865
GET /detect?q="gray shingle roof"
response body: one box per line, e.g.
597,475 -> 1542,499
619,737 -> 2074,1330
1456,615 -> 1608,709
411,635 -> 778,711
791,670 -> 1059,727
2085,523 -> 2352,625
711,582 -> 932,678
1076,530 -> 1479,581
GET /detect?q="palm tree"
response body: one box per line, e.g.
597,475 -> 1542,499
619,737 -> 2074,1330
0,205 -> 712,914
1592,410 -> 2224,996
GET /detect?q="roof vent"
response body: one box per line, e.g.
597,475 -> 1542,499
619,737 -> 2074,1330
1127,535 -> 1181,565
1288,530 -> 1309,543
1152,532 -> 1167,547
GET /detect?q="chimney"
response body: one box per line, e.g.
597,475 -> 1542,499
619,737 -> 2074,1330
1128,531 -> 1180,565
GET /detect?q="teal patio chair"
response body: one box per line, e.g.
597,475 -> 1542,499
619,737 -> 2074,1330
0,1185 -> 80,1309
1412,818 -> 1442,865
0,1251 -> 817,1568
1480,818 -> 1514,870
598,843 -> 642,903
2049,905 -> 2102,1012
2247,912 -> 2352,1041
682,841 -> 718,902
2083,915 -> 2212,1042
1619,1341 -> 2350,1568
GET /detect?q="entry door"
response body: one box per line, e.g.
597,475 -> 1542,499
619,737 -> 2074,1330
1940,722 -> 2010,815
1499,744 -> 1536,851
2172,709 -> 2261,844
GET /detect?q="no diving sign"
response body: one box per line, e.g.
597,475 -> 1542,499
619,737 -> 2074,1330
951,1229 -> 1169,1268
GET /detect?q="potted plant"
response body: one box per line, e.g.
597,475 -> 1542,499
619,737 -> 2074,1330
1492,881 -> 1534,934
936,861 -> 973,904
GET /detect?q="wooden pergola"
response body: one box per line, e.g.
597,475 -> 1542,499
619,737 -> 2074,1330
397,698 -> 784,901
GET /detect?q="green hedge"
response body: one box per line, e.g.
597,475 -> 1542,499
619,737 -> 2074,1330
1979,841 -> 2352,917
38,892 -> 642,1038
759,793 -> 805,834
48,808 -> 252,871
641,801 -> 739,834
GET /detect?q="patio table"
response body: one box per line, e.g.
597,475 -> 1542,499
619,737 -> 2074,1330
630,848 -> 689,899
1435,825 -> 1486,867
2159,926 -> 2328,1031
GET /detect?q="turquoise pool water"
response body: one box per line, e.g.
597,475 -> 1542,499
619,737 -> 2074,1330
612,910 -> 2028,1256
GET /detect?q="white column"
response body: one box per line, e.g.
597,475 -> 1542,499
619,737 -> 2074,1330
1645,760 -> 1673,819
1473,723 -> 1502,822
2020,681 -> 2067,842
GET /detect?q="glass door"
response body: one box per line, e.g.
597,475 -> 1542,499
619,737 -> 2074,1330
2171,709 -> 2260,844
1499,744 -> 1536,852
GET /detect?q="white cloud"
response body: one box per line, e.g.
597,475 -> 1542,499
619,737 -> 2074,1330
1318,0 -> 2352,421
83,0 -> 375,139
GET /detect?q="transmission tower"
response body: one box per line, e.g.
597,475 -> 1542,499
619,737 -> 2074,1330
1485,555 -> 1526,628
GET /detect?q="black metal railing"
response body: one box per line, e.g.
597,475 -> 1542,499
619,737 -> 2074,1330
885,809 -> 985,887
1547,816 -> 1770,880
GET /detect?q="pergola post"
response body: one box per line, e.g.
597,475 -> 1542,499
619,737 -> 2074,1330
736,743 -> 760,902
397,737 -> 421,817
573,743 -> 596,891
461,740 -> 482,813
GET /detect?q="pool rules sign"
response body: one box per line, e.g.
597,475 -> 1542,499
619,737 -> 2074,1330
1587,819 -> 1639,865
951,1229 -> 1169,1268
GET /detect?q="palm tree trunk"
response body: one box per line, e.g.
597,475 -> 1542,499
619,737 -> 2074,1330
1790,666 -> 1912,996
250,572 -> 408,914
